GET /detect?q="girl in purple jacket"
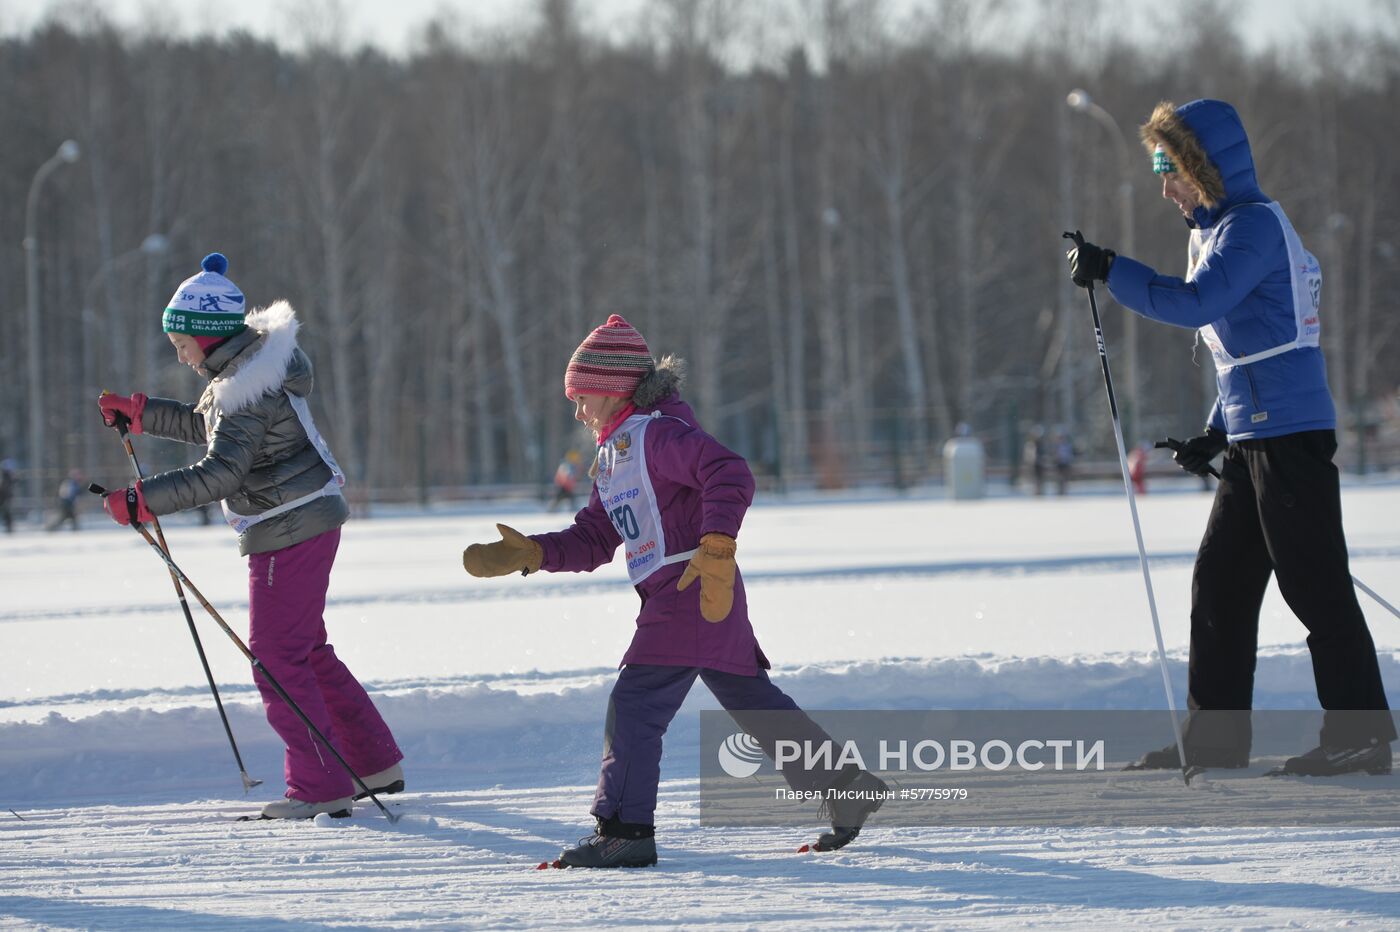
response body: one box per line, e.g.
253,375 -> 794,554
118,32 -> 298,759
462,315 -> 886,867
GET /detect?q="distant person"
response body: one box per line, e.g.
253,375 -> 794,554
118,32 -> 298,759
1022,425 -> 1047,496
1127,444 -> 1149,495
548,449 -> 583,512
95,252 -> 404,817
46,469 -> 83,531
0,459 -> 15,533
1051,429 -> 1075,496
1066,98 -> 1393,776
461,315 -> 887,867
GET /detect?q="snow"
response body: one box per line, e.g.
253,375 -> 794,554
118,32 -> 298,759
3,478 -> 1399,928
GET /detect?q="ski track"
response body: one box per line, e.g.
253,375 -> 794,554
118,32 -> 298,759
4,488 -> 1400,928
5,785 -> 1400,930
5,545 -> 1398,625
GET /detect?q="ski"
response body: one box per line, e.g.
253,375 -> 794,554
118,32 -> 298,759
798,825 -> 863,853
1173,761 -> 1393,779
234,809 -> 353,822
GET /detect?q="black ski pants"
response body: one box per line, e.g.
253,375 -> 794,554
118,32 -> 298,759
1186,429 -> 1394,750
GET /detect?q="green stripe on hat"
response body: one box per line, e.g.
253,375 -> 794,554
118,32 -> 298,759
163,307 -> 248,336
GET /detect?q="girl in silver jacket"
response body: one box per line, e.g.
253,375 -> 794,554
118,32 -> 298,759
98,253 -> 404,818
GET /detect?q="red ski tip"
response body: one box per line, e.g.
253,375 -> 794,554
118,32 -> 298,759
797,844 -> 810,853
536,861 -> 550,870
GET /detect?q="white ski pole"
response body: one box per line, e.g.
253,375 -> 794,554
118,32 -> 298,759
1065,231 -> 1190,785
1157,440 -> 1399,623
1354,577 -> 1400,621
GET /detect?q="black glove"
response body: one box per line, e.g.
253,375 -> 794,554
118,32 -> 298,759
1063,230 -> 1115,289
1165,429 -> 1228,477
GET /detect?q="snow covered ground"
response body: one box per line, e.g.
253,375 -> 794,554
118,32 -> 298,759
3,477 -> 1400,929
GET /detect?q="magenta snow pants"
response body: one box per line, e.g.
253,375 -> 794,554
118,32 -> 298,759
247,528 -> 402,802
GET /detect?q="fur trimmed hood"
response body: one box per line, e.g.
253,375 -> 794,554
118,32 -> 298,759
1141,101 -> 1225,207
1140,99 -> 1261,223
632,354 -> 685,408
196,301 -> 306,417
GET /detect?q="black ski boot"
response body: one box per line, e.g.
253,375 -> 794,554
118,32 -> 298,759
1270,740 -> 1392,777
1124,743 -> 1248,771
555,815 -> 658,868
808,769 -> 889,852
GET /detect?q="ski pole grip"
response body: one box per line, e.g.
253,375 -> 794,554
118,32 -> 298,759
88,482 -> 108,496
98,391 -> 132,433
1153,439 -> 1223,479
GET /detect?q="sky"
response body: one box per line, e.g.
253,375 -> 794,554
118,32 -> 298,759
0,0 -> 1394,59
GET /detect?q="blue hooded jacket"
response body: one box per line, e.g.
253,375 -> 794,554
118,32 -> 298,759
1106,99 -> 1335,441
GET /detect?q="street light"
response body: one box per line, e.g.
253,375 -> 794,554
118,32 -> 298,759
1067,89 -> 1140,442
78,233 -> 171,471
23,139 -> 80,524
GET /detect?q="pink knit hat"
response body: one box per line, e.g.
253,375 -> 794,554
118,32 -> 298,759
564,315 -> 654,400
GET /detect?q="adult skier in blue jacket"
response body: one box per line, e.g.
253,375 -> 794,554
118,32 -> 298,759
1067,98 -> 1393,776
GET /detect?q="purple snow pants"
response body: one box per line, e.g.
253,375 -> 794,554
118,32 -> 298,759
593,664 -> 844,825
247,528 -> 402,802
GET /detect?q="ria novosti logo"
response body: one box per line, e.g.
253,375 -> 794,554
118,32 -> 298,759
717,732 -> 765,778
717,734 -> 1106,776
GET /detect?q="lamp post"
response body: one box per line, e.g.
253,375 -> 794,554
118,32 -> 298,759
79,234 -> 171,471
23,139 -> 81,523
1067,90 -> 1139,442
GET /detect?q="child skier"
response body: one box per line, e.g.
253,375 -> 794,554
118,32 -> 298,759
462,314 -> 887,867
96,252 -> 404,818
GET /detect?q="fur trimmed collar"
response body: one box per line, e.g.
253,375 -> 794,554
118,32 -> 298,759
632,355 -> 685,408
1139,100 -> 1225,208
585,356 -> 687,479
196,301 -> 301,417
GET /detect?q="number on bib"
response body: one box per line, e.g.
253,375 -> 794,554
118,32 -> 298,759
610,504 -> 641,540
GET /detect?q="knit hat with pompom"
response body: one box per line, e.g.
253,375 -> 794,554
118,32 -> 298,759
162,252 -> 247,351
564,315 -> 654,400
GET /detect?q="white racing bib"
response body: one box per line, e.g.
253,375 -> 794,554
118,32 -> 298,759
1191,201 -> 1322,372
594,411 -> 697,586
219,392 -> 346,535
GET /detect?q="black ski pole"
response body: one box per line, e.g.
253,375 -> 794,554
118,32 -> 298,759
90,484 -> 400,823
1063,232 -> 1190,785
1154,437 -> 1399,620
1154,438 -> 1221,479
103,405 -> 261,792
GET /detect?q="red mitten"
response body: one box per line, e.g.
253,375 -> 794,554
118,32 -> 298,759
98,392 -> 148,434
102,482 -> 155,526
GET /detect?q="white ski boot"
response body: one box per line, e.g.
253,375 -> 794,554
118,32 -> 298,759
259,795 -> 355,819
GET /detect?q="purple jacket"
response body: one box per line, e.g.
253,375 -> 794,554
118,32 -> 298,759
532,382 -> 768,675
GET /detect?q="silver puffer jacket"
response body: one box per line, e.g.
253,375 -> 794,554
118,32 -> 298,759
139,301 -> 349,556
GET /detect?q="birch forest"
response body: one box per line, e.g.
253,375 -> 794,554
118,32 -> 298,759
3,0 -> 1398,505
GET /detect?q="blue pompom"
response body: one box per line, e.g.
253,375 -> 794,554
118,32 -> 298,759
201,252 -> 229,275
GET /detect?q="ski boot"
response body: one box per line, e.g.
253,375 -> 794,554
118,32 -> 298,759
259,795 -> 354,819
1124,743 -> 1248,771
553,815 -> 658,868
806,768 -> 889,852
1270,740 -> 1391,777
353,762 -> 405,800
